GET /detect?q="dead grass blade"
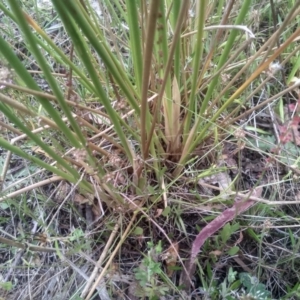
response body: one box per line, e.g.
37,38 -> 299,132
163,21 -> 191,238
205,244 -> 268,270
182,187 -> 262,289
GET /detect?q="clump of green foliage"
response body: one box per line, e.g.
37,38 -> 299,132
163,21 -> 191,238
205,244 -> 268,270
1,0 -> 300,299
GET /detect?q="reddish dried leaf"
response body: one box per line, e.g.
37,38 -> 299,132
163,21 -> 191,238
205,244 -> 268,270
291,115 -> 300,125
182,188 -> 262,289
288,99 -> 300,112
278,115 -> 300,145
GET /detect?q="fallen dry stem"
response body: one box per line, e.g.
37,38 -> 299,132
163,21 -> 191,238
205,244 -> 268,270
85,211 -> 138,300
0,175 -> 62,202
199,181 -> 300,205
0,120 -> 22,135
81,216 -> 122,298
0,236 -> 59,253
